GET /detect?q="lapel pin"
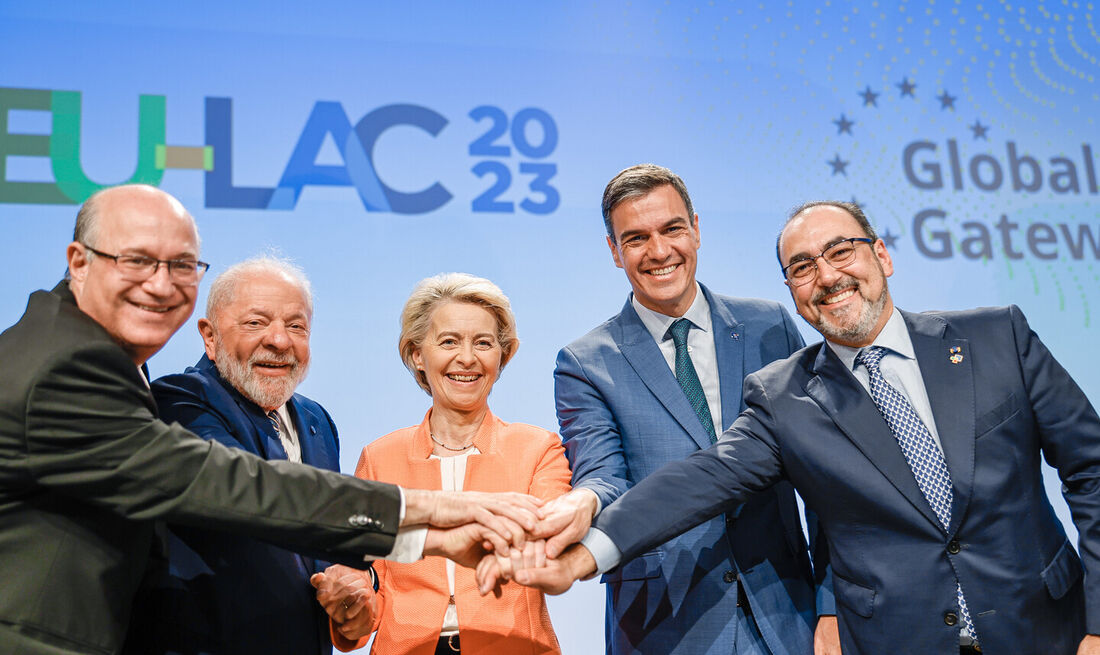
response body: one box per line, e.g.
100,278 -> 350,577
948,346 -> 963,364
731,331 -> 740,340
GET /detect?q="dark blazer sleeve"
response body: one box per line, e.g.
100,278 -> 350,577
1010,305 -> 1100,632
24,339 -> 401,563
594,371 -> 787,563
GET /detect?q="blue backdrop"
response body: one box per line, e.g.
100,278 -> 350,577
3,2 -> 1098,651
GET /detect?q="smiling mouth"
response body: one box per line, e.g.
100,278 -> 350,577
131,302 -> 174,313
821,288 -> 857,306
447,373 -> 480,382
646,264 -> 678,277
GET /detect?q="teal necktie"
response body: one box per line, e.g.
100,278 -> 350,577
668,318 -> 716,442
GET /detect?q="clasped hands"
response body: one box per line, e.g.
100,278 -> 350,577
312,488 -> 598,640
474,488 -> 601,596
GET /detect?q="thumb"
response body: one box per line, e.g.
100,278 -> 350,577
309,573 -> 325,589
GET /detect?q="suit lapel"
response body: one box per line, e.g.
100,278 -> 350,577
615,300 -> 714,451
903,311 -> 974,534
230,396 -> 287,460
288,398 -> 333,469
806,343 -> 945,531
705,288 -> 746,430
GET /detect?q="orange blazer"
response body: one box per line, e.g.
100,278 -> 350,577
333,410 -> 571,655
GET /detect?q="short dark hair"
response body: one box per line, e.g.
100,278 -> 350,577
775,200 -> 877,269
602,164 -> 695,240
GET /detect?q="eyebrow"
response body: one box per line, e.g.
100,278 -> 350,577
784,235 -> 851,264
617,216 -> 690,243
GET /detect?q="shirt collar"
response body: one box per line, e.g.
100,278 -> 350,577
827,307 -> 915,371
631,282 -> 711,342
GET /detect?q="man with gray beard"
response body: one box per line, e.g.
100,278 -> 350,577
126,257 -> 363,655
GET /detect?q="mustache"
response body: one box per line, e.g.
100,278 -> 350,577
811,276 -> 859,304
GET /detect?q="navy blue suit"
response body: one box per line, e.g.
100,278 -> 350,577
556,286 -> 821,655
595,307 -> 1099,655
127,356 -> 342,655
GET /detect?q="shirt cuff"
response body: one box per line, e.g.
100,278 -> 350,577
580,528 -> 621,575
383,526 -> 427,563
363,487 -> 427,563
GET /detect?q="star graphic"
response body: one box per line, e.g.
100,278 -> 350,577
897,77 -> 917,98
969,119 -> 990,140
833,113 -> 855,135
827,154 -> 849,176
937,90 -> 956,110
858,85 -> 879,107
880,228 -> 899,249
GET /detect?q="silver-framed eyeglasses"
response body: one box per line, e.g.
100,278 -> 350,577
82,244 -> 210,285
781,237 -> 873,287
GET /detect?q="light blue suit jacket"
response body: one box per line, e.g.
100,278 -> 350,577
594,307 -> 1098,655
555,285 -> 820,655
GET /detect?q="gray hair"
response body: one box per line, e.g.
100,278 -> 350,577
601,164 -> 695,240
206,256 -> 313,321
399,272 -> 518,396
775,200 -> 878,269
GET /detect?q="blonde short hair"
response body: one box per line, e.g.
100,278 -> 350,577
399,273 -> 519,395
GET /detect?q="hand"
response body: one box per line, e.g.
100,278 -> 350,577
424,522 -> 513,569
310,564 -> 378,640
403,489 -> 542,549
476,539 -> 549,594
1077,634 -> 1100,655
513,543 -> 597,596
814,615 -> 842,655
531,489 -> 599,558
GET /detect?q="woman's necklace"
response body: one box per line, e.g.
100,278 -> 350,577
430,432 -> 475,452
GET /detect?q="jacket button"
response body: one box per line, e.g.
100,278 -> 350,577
944,612 -> 958,626
723,570 -> 736,584
947,539 -> 961,555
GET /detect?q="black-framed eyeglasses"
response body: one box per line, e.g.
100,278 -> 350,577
82,244 -> 210,285
781,237 -> 874,287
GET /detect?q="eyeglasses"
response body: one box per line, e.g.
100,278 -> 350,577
781,237 -> 874,287
82,244 -> 210,285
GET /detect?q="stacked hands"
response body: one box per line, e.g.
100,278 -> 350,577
310,488 -> 599,639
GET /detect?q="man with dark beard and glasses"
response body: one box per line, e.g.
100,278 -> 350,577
515,201 -> 1100,655
127,256 -> 364,655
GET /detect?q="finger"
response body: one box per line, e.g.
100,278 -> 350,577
534,539 -> 547,569
477,556 -> 502,595
309,572 -> 326,589
474,510 -> 526,551
544,522 -> 583,559
509,544 -> 525,578
514,565 -> 570,595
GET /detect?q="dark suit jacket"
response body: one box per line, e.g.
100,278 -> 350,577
595,306 -> 1099,655
0,283 -> 400,655
555,286 -> 820,655
125,356 -> 345,654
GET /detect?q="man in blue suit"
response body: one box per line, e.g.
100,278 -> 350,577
127,256 -> 371,655
540,165 -> 826,654
520,201 -> 1100,655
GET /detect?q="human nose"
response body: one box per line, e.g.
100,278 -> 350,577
647,234 -> 672,260
262,323 -> 291,350
814,254 -> 845,285
141,262 -> 175,297
455,341 -> 476,365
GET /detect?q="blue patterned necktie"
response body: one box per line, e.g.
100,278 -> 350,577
668,318 -> 716,442
267,409 -> 282,435
856,346 -> 977,642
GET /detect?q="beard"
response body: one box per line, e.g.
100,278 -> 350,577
213,334 -> 308,410
811,274 -> 888,345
